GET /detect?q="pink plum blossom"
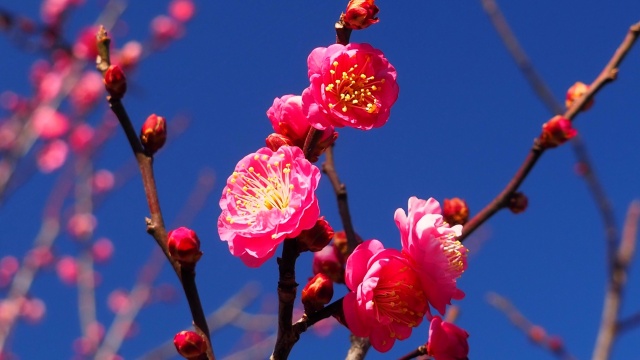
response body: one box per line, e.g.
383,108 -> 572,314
218,146 -> 320,267
37,139 -> 68,173
31,106 -> 69,139
343,239 -> 428,352
394,197 -> 467,316
427,316 -> 469,360
302,43 -> 398,130
70,71 -> 104,113
267,95 -> 337,162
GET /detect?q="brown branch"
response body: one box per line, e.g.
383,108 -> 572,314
139,283 -> 266,360
617,311 -> 640,333
292,297 -> 343,335
322,145 -> 360,254
271,239 -> 300,359
480,0 -> 619,271
460,20 -> 640,242
592,201 -> 640,360
96,169 -> 216,359
345,335 -> 372,360
96,27 -> 215,359
397,346 -> 426,360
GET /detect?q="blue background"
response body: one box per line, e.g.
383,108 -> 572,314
1,1 -> 640,359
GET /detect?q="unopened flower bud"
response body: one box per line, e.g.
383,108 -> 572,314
312,244 -> 344,284
265,133 -> 293,151
167,227 -> 202,267
173,330 -> 206,359
140,114 -> 167,154
508,192 -> 528,214
298,217 -> 334,252
566,81 -> 593,111
547,336 -> 564,353
301,273 -> 334,313
332,230 -> 362,260
343,0 -> 380,30
443,198 -> 469,226
103,65 -> 127,99
528,325 -> 546,343
539,115 -> 577,149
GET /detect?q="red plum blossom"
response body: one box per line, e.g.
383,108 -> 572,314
302,43 -> 398,130
343,239 -> 428,352
218,146 -> 320,267
395,197 -> 467,316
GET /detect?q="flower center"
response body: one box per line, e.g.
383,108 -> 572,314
441,234 -> 467,276
371,264 -> 426,335
324,56 -> 385,114
225,153 -> 294,226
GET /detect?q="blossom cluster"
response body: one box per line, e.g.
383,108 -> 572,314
342,197 -> 469,355
216,11 -> 468,358
218,41 -> 399,266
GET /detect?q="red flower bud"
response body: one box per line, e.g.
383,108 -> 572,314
173,330 -> 207,359
508,192 -> 528,214
167,227 -> 202,266
301,273 -> 334,313
539,115 -> 577,149
265,133 -> 294,151
343,0 -> 380,30
312,244 -> 344,284
528,325 -> 546,343
140,114 -> 167,154
547,336 -> 564,353
443,198 -> 469,226
332,230 -> 362,260
103,65 -> 127,99
565,81 -> 593,111
298,217 -> 334,252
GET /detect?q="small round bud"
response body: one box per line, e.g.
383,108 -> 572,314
539,115 -> 577,149
528,325 -> 546,343
103,65 -> 127,99
443,198 -> 469,226
265,133 -> 293,151
140,114 -> 167,155
301,273 -> 334,313
332,230 -> 362,260
167,227 -> 202,267
297,217 -> 334,252
173,330 -> 207,359
565,81 -> 593,111
343,0 -> 380,30
312,244 -> 344,284
508,192 -> 528,214
547,336 -> 564,353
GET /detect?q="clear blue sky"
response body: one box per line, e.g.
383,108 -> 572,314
2,1 -> 640,359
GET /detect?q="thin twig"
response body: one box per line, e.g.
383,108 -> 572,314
95,169 -> 215,359
487,292 -> 577,360
397,346 -> 426,360
138,283 -> 268,360
480,0 -> 619,272
460,20 -> 640,242
592,201 -> 640,360
96,27 -> 214,359
617,311 -> 640,333
321,146 -> 360,254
